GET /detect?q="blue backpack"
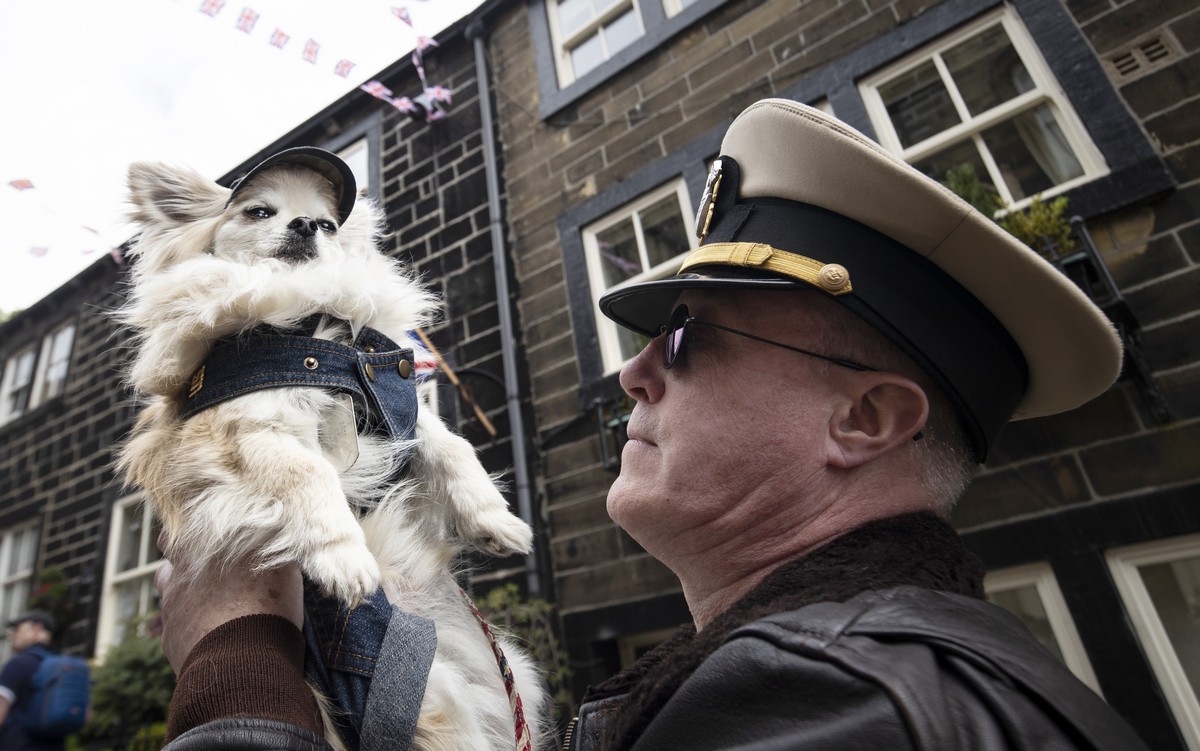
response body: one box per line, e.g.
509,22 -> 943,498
16,646 -> 90,737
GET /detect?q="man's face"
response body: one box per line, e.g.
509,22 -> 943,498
607,290 -> 846,558
8,621 -> 46,652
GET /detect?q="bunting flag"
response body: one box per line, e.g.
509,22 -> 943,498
302,38 -> 320,63
334,59 -> 356,78
392,6 -> 413,26
425,85 -> 452,104
29,247 -> 49,257
390,96 -> 418,114
361,80 -> 394,100
268,28 -> 289,48
416,35 -> 438,51
236,7 -> 259,33
199,0 -> 225,17
9,179 -> 34,191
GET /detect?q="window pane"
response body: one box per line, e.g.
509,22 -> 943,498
913,139 -> 999,208
943,25 -> 1032,116
596,218 -> 643,288
41,326 -> 74,401
571,33 -> 605,79
604,8 -> 641,58
3,581 -> 30,620
641,196 -> 690,268
112,579 -> 142,643
116,505 -> 144,573
879,60 -> 960,149
558,0 -> 595,39
988,585 -> 1066,663
1139,556 -> 1200,700
981,104 -> 1083,200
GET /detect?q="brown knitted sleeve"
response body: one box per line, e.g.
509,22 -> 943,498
166,614 -> 323,741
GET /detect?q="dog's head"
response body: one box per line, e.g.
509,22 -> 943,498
127,149 -> 380,275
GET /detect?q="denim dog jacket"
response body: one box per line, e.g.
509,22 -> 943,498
181,326 -> 419,443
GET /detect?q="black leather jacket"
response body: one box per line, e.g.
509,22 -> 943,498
565,586 -> 1149,750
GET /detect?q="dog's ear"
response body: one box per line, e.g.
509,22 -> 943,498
127,161 -> 229,228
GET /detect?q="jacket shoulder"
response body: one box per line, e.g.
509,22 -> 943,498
732,586 -> 1148,751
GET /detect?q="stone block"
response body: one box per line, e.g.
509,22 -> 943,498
987,388 -> 1140,466
1124,264 -> 1200,325
551,527 -> 621,571
1080,420 -> 1200,496
953,455 -> 1092,530
555,555 -> 680,611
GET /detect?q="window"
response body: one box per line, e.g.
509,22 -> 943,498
0,523 -> 39,664
860,8 -> 1107,210
96,494 -> 164,654
1108,535 -> 1200,749
338,137 -> 371,195
583,179 -> 696,373
985,562 -> 1101,694
661,0 -> 698,19
548,0 -> 645,86
0,321 -> 75,426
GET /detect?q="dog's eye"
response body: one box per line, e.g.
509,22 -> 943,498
244,206 -> 274,219
318,220 -> 337,233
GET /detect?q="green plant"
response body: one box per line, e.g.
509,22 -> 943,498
80,616 -> 175,745
941,162 -> 1076,261
941,163 -> 1001,217
997,193 -> 1076,261
476,583 -> 574,716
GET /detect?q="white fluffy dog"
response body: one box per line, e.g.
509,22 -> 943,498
117,148 -> 547,750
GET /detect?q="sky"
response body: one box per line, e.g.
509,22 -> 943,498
0,0 -> 485,314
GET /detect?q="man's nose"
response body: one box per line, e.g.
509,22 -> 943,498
619,335 -> 665,404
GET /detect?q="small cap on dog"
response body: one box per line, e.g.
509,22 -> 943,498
599,98 -> 1122,463
227,146 -> 357,224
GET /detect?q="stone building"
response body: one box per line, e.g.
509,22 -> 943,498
1,0 -> 1198,746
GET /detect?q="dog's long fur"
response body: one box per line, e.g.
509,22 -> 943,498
118,160 -> 547,750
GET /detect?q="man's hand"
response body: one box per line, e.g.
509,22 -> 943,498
154,539 -> 304,672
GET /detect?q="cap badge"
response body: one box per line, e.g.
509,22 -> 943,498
695,158 -> 723,242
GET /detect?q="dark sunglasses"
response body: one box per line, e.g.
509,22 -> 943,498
661,304 -> 876,372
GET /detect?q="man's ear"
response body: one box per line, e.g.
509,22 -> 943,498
826,373 -> 928,469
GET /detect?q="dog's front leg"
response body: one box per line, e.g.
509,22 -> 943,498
230,426 -> 382,606
410,409 -> 533,556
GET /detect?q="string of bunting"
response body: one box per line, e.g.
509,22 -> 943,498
196,2 -> 452,122
359,7 -> 453,121
7,180 -> 122,262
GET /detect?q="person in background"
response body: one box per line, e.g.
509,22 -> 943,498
153,98 -> 1149,750
0,611 -> 66,751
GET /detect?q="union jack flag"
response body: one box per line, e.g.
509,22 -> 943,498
334,59 -> 356,78
425,85 -> 452,103
29,246 -> 49,257
416,35 -> 438,51
391,6 -> 413,25
412,50 -> 427,85
269,28 -> 289,48
236,7 -> 259,33
302,38 -> 320,63
360,80 -> 394,100
389,96 -> 418,114
426,108 -> 447,123
8,179 -> 34,191
199,0 -> 224,17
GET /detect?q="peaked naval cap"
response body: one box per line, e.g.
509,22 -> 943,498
599,99 -> 1122,463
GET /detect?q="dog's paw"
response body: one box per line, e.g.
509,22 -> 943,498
305,541 -> 381,607
458,507 -> 534,557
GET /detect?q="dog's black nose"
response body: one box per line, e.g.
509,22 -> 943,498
288,217 -> 319,238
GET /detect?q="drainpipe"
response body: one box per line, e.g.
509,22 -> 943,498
466,19 -> 541,598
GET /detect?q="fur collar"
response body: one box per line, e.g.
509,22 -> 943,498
589,512 -> 984,749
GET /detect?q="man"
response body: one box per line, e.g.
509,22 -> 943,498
154,99 -> 1148,749
1,611 -> 66,751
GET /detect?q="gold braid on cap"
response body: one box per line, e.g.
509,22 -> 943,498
679,242 -> 853,295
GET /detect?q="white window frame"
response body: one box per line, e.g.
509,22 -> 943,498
985,562 -> 1102,695
0,521 -> 40,664
96,493 -> 164,657
546,0 -> 645,87
859,7 -> 1108,211
1108,534 -> 1200,750
583,179 -> 696,373
338,137 -> 371,195
0,321 -> 75,426
618,626 -> 677,668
